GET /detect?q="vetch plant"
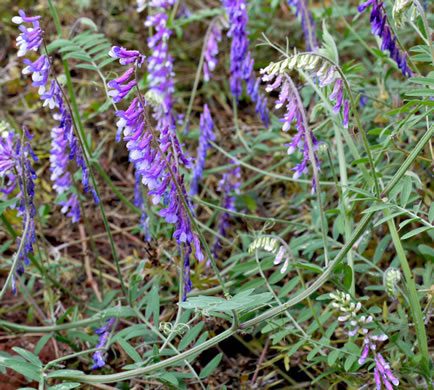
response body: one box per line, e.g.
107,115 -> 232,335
0,0 -> 432,388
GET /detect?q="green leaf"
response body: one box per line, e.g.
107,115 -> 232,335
405,89 -> 433,97
401,226 -> 431,240
0,199 -> 18,214
3,360 -> 40,381
410,77 -> 434,87
75,63 -> 98,71
178,322 -> 204,351
47,370 -> 84,378
286,340 -> 305,357
48,383 -> 81,390
321,21 -> 338,64
429,203 -> 434,223
374,211 -> 406,227
117,338 -> 142,363
400,176 -> 412,207
328,349 -> 340,366
11,347 -> 42,367
145,282 -> 160,327
46,39 -> 76,53
343,265 -> 353,290
98,57 -> 117,68
63,52 -> 93,62
343,342 -> 360,372
92,306 -> 136,319
418,244 -> 434,261
160,371 -> 178,386
199,353 -> 223,379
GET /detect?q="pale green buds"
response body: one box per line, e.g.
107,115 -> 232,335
383,268 -> 401,297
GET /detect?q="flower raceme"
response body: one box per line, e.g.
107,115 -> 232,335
0,128 -> 38,293
358,0 -> 412,77
13,9 -> 98,222
261,54 -> 351,184
108,0 -> 205,299
189,104 -> 216,197
330,291 -> 400,390
221,0 -> 269,127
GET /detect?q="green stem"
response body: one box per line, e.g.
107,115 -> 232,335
285,75 -> 330,266
0,215 -> 30,301
385,210 -> 429,373
334,126 -> 355,295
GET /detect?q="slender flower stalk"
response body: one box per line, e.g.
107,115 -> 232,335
330,291 -> 400,390
358,0 -> 412,77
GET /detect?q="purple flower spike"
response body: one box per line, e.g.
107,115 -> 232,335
0,129 -> 37,286
190,104 -> 216,196
358,0 -> 412,77
92,318 -> 116,369
222,0 -> 269,126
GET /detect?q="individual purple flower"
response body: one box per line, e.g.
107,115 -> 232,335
190,104 -> 216,196
212,166 -> 241,257
204,21 -> 222,82
287,0 -> 318,51
358,0 -> 412,77
342,99 -> 350,128
108,46 -> 145,66
15,22 -> 44,57
92,318 -> 116,369
221,0 -> 269,126
108,67 -> 137,103
22,55 -> 50,94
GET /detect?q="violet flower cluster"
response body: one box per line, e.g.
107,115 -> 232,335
261,55 -> 351,184
91,318 -> 116,369
212,165 -> 241,257
287,0 -> 318,51
330,291 -> 400,390
189,104 -> 216,196
203,20 -> 223,82
13,10 -> 97,223
221,0 -> 269,127
0,128 -> 38,293
358,0 -> 412,77
109,0 -> 205,297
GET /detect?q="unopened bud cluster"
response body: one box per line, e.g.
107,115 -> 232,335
249,236 -> 291,274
